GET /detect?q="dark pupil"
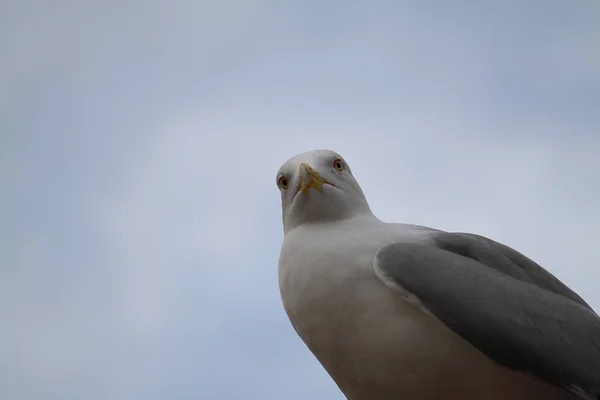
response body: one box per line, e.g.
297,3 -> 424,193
336,162 -> 342,168
281,178 -> 288,186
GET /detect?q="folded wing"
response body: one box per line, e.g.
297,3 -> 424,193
373,233 -> 600,398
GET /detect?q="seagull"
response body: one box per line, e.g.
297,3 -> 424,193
276,149 -> 600,400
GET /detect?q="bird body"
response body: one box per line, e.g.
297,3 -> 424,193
279,216 -> 576,400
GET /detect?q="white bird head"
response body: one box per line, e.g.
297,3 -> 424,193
276,149 -> 372,233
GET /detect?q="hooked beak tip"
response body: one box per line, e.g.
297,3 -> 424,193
298,163 -> 328,195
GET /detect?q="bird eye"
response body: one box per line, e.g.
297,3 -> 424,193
333,158 -> 345,171
278,176 -> 289,190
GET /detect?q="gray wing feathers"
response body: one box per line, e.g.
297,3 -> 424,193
373,241 -> 600,397
433,232 -> 593,311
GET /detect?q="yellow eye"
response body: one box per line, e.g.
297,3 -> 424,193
333,158 -> 344,171
278,176 -> 289,190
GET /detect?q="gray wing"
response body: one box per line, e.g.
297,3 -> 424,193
433,232 -> 594,311
373,233 -> 600,398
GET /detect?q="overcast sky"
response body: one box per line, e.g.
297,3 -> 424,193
2,1 -> 600,399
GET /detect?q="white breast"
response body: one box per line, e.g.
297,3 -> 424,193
277,218 -> 574,400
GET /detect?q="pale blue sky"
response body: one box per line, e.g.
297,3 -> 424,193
2,2 -> 600,399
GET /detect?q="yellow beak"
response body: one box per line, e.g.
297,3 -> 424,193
298,162 -> 329,195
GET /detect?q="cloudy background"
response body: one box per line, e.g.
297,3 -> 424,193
2,1 -> 600,399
